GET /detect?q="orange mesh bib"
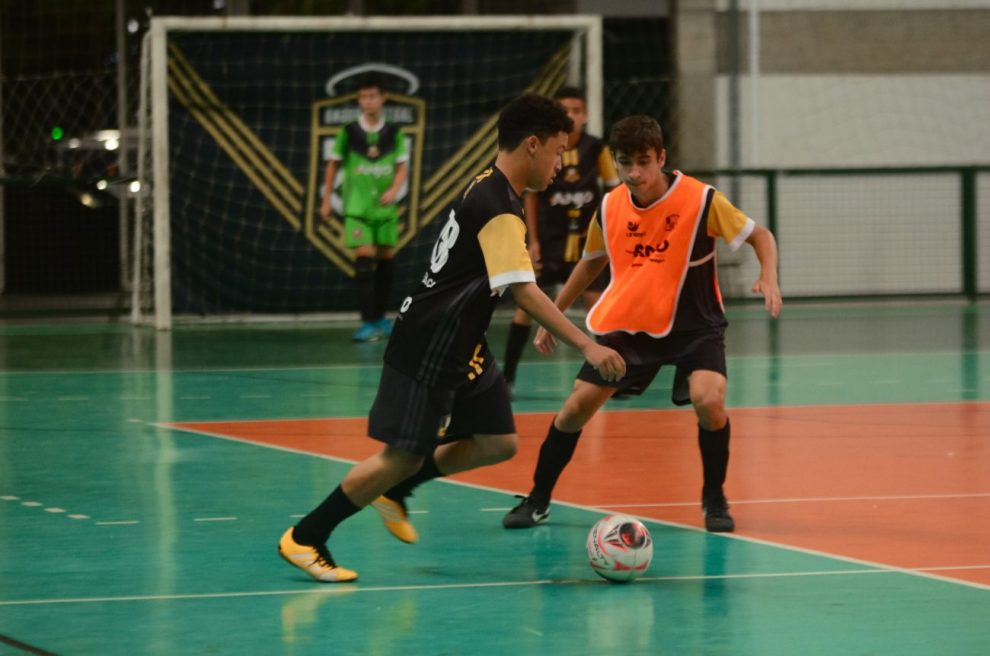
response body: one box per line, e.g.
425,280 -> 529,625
587,174 -> 711,336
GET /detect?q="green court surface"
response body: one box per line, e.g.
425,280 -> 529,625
0,301 -> 988,655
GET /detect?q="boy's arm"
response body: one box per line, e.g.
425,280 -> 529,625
380,161 -> 408,205
552,255 -> 608,312
510,280 -> 625,381
746,224 -> 783,317
320,160 -> 339,221
531,255 -> 607,354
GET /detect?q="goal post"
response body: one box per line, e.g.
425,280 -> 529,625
132,15 -> 603,330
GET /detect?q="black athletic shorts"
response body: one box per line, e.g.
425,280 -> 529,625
576,328 -> 727,406
368,358 -> 516,456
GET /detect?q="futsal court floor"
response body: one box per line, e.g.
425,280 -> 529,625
0,301 -> 988,655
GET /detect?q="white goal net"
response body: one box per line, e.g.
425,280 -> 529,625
132,15 -> 602,329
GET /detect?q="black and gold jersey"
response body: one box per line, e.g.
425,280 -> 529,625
537,133 -> 619,262
385,166 -> 535,387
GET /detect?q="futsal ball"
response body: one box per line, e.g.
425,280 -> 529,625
586,514 -> 653,582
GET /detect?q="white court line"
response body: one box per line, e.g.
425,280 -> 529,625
4,565 -> 990,608
599,492 -> 990,508
95,520 -> 140,526
162,422 -> 990,593
193,517 -> 238,522
57,396 -> 90,401
0,568 -> 910,607
240,394 -> 271,399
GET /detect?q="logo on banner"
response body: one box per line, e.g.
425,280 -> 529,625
305,63 -> 426,274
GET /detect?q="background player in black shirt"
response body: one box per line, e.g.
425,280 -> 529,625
502,87 -> 620,395
278,94 -> 626,582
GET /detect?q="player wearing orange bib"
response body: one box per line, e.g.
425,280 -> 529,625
503,115 -> 783,532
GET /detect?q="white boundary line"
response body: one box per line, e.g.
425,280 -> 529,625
601,492 -> 990,507
160,422 -> 990,593
0,569 -> 897,607
3,565 -> 988,608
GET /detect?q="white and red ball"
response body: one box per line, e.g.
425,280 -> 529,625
586,514 -> 653,582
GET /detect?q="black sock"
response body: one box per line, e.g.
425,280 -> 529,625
502,321 -> 532,383
293,485 -> 361,546
384,454 -> 444,502
698,419 -> 731,494
531,421 -> 582,504
355,256 -> 375,322
372,258 -> 394,320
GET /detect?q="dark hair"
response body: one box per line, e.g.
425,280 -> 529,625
497,93 -> 574,150
355,72 -> 385,93
553,86 -> 586,104
609,115 -> 665,158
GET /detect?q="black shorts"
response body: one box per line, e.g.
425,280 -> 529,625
368,360 -> 516,456
576,329 -> 727,406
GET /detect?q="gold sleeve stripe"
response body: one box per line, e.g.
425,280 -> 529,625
708,191 -> 754,251
477,213 -> 534,290
582,213 -> 606,258
598,146 -> 620,186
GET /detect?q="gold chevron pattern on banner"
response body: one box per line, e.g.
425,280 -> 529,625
165,40 -> 573,273
167,43 -> 305,230
404,43 -> 571,249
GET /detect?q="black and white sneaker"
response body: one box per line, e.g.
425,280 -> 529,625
502,495 -> 550,529
702,489 -> 735,533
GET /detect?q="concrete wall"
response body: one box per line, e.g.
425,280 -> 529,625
674,2 -> 990,168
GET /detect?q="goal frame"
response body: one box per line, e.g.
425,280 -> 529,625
132,15 -> 604,330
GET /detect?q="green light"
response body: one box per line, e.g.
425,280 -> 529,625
50,126 -> 64,141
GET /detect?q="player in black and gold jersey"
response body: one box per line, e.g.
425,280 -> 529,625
278,93 -> 626,582
502,87 -> 620,394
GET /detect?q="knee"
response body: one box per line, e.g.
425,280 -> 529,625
489,434 -> 518,463
385,448 -> 425,478
693,393 -> 727,430
558,396 -> 597,431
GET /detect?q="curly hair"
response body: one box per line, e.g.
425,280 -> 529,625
497,93 -> 574,151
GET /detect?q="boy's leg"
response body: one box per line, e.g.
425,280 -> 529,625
280,446 -> 423,582
503,380 -> 614,528
372,238 -> 397,333
349,232 -> 378,340
374,432 -> 518,543
688,369 -> 734,532
375,358 -> 516,542
502,307 -> 532,390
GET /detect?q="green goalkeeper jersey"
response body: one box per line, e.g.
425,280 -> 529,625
332,118 -> 409,222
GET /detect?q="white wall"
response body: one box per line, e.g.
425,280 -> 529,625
716,74 -> 990,168
717,0 -> 990,10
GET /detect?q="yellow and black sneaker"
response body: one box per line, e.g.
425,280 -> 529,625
278,528 -> 358,582
371,496 -> 419,544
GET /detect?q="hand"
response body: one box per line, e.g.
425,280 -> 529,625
379,188 -> 398,205
533,326 -> 556,355
752,277 -> 782,318
583,343 -> 626,383
320,199 -> 332,222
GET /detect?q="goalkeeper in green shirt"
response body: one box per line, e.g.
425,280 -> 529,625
320,74 -> 409,342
